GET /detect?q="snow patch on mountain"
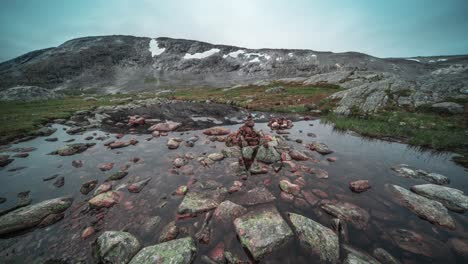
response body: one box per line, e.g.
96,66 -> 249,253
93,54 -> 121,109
184,48 -> 220,59
149,39 -> 165,56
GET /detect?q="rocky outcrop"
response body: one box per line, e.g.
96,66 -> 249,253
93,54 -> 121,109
0,197 -> 72,235
93,231 -> 141,264
0,86 -> 62,101
391,164 -> 450,185
387,184 -> 455,229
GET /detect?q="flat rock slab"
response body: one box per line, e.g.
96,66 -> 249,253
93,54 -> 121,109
94,231 -> 141,264
391,164 -> 449,185
320,201 -> 369,230
214,200 -> 247,222
387,184 -> 455,229
289,213 -> 339,263
0,197 -> 72,235
177,188 -> 227,214
129,237 -> 197,264
234,205 -> 293,260
388,228 -> 451,259
411,184 -> 468,213
233,186 -> 276,206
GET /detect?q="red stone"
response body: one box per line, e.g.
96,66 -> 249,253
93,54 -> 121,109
349,180 -> 371,193
81,226 -> 95,240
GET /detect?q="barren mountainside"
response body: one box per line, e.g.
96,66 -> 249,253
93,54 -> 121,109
0,35 -> 467,114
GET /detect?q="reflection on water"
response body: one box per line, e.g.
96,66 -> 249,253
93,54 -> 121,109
0,119 -> 467,263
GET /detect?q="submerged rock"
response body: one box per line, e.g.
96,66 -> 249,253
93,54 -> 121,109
128,178 -> 151,193
411,184 -> 468,213
50,143 -> 96,156
349,180 -> 371,193
373,248 -> 401,264
391,164 -> 450,185
94,183 -> 112,196
36,127 -> 57,136
289,150 -> 308,161
148,121 -> 182,132
53,177 -> 65,188
321,201 -> 369,230
167,138 -> 181,149
234,205 -> 293,260
80,180 -> 98,195
203,127 -> 231,136
99,163 -> 114,171
106,171 -> 129,181
0,197 -> 72,235
342,245 -> 380,264
387,184 -> 455,229
159,221 -> 179,243
129,237 -> 197,264
93,231 -> 141,264
279,180 -> 301,195
388,228 -> 450,259
141,216 -> 162,234
0,155 -> 14,167
234,186 -> 276,206
177,187 -> 227,214
89,191 -> 120,208
214,201 -> 247,222
289,213 -> 339,263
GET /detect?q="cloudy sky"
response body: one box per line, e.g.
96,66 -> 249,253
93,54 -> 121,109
1,0 -> 467,62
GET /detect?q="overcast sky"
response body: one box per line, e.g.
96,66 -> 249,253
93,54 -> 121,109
1,0 -> 467,62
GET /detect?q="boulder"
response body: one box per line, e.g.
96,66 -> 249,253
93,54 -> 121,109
80,180 -> 98,195
0,197 -> 72,235
349,180 -> 371,193
141,216 -> 162,234
214,201 -> 247,222
321,201 -> 369,230
279,180 -> 301,195
94,231 -> 141,264
36,127 -> 57,136
289,213 -> 339,263
234,205 -> 293,260
387,184 -> 455,229
203,127 -> 231,136
410,184 -> 468,213
89,191 -> 120,208
208,152 -> 224,161
177,188 -> 227,214
309,142 -> 333,155
388,228 -> 451,259
51,143 -> 95,156
148,121 -> 182,132
167,138 -> 181,149
129,237 -> 197,264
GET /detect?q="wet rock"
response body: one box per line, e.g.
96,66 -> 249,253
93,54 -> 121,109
208,152 -> 224,161
327,157 -> 337,162
50,143 -> 95,156
72,160 -> 84,168
173,158 -> 187,168
89,191 -> 120,208
0,197 -> 5,204
141,216 -> 161,234
256,145 -> 281,164
289,213 -> 339,263
302,190 -> 320,206
222,146 -> 242,158
82,226 -> 95,240
249,159 -> 268,174
45,137 -> 58,142
94,183 -> 112,196
13,152 -> 29,158
279,180 -> 301,195
228,180 -> 243,193
225,251 -> 248,264
268,117 -> 293,130
159,221 -> 180,243
148,121 -> 182,132
36,127 -> 57,136
152,130 -> 160,137
331,218 -> 349,242
280,191 -> 295,202
241,146 -> 256,160
0,197 -> 72,235
128,178 -> 151,193
307,132 -> 317,137
109,139 -> 138,149
410,184 -> 468,213
178,187 -> 227,214
388,228 -> 450,259
373,248 -> 401,264
321,201 -> 369,230
80,180 -> 98,195
308,142 -> 333,155
106,171 -> 129,181
8,146 -> 37,152
342,245 -> 380,264
167,138 -> 181,149
38,213 -> 64,228
67,126 -> 85,135
99,163 -> 114,171
195,212 -> 213,244
43,174 -> 59,181
234,186 -> 276,206
0,155 -> 14,167
349,180 -> 371,193
214,201 -> 247,222
448,238 -> 468,257
203,126 -> 231,136
314,168 -> 329,179
93,231 -> 141,264
289,150 -> 308,161
234,205 -> 293,260
53,177 -> 65,188
129,237 -> 197,264
391,164 -> 449,185
387,184 -> 455,229
175,185 -> 188,196
128,115 -> 146,126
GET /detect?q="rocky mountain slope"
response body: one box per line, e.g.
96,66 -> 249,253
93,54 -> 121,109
0,35 -> 467,114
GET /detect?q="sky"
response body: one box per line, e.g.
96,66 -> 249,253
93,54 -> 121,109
0,0 -> 467,62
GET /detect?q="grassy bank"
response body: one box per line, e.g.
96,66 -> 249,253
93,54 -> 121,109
167,83 -> 342,113
322,111 -> 468,166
